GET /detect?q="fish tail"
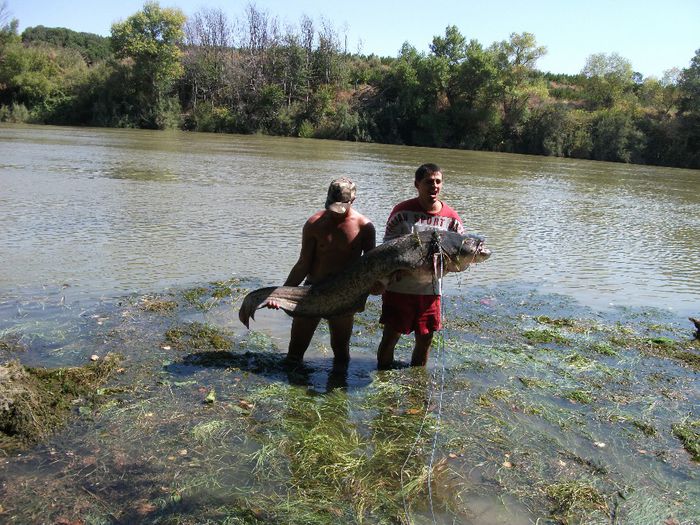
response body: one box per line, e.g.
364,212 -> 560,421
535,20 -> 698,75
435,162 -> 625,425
238,286 -> 312,328
238,286 -> 279,328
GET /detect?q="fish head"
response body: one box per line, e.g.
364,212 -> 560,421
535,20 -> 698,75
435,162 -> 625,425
439,232 -> 491,272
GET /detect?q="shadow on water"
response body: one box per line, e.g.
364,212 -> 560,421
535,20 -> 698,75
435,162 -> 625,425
1,279 -> 699,524
167,349 -> 375,393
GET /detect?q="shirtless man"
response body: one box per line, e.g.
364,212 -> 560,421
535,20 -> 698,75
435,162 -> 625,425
267,178 -> 376,365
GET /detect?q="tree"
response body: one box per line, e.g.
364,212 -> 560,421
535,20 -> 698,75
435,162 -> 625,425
429,25 -> 467,66
0,0 -> 19,49
111,1 -> 186,128
637,68 -> 680,117
491,32 -> 547,146
676,48 -> 700,167
182,7 -> 234,109
678,49 -> 700,115
449,39 -> 501,149
581,52 -> 634,109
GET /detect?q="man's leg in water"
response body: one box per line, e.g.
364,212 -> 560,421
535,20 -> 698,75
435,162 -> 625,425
328,313 -> 354,369
410,331 -> 434,366
377,325 -> 402,369
287,316 -> 321,363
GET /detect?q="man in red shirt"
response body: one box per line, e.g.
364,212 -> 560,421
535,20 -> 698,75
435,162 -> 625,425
377,163 -> 465,369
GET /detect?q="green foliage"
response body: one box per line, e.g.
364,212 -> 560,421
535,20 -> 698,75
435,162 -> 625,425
589,109 -> 645,163
0,102 -> 29,122
1,6 -> 698,168
0,40 -> 91,123
298,119 -> 314,138
21,25 -> 111,64
582,52 -> 635,109
523,105 -> 593,157
545,481 -> 608,521
110,1 -> 186,128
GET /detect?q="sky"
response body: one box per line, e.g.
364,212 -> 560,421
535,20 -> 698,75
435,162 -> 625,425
6,0 -> 699,78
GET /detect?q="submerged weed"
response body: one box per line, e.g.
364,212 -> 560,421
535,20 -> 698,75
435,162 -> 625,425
545,480 -> 608,519
674,350 -> 700,370
182,286 -> 209,307
476,387 -> 517,410
631,419 -> 657,437
564,352 -> 593,368
139,296 -> 178,313
565,390 -> 594,404
0,354 -> 122,449
0,330 -> 27,353
164,322 -> 232,351
523,327 -> 569,345
535,315 -> 576,328
210,278 -> 241,299
672,419 -> 700,461
590,341 -> 618,356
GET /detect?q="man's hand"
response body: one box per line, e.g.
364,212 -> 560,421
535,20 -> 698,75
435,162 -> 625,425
265,299 -> 281,310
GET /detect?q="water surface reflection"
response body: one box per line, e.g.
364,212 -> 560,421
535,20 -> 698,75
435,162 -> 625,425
1,124 -> 698,315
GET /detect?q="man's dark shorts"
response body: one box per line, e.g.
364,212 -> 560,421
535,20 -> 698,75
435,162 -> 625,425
380,291 -> 441,335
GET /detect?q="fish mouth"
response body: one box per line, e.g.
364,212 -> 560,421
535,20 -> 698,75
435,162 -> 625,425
475,243 -> 491,261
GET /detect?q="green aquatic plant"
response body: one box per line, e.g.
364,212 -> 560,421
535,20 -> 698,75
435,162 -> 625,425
139,295 -> 178,313
0,354 -> 121,449
182,286 -> 209,306
590,341 -> 618,356
672,419 -> 700,461
210,278 -> 242,299
545,480 -> 608,520
564,352 -> 593,369
164,322 -> 232,351
631,419 -> 657,437
565,390 -> 594,404
674,350 -> 700,370
477,387 -> 514,407
518,376 -> 553,389
535,315 -> 576,328
523,327 -> 569,345
192,419 -> 234,443
239,330 -> 277,351
0,330 -> 28,353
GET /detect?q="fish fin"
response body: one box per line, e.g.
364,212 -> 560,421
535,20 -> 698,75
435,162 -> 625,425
238,287 -> 278,328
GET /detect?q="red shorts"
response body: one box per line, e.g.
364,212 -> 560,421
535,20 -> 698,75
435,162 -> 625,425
380,291 -> 441,336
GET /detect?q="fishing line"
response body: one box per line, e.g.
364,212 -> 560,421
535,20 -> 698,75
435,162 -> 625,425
426,247 -> 447,525
400,239 -> 448,525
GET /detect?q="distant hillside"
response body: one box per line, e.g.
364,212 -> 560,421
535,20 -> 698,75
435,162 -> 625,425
21,25 -> 111,64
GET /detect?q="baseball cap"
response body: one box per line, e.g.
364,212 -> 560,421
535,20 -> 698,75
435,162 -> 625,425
325,177 -> 356,214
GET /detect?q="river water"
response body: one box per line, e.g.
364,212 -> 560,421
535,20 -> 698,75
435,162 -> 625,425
2,124 -> 700,524
1,124 -> 698,316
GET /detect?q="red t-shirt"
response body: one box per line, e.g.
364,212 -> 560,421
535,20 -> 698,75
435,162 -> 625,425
383,198 -> 465,295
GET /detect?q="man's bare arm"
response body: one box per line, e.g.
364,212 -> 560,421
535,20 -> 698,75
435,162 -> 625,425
283,221 -> 316,286
362,221 -> 377,254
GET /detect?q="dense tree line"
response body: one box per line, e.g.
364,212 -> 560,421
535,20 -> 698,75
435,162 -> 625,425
1,1 -> 698,168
